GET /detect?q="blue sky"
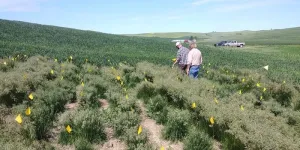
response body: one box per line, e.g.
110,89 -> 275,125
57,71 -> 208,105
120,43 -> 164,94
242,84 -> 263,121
0,0 -> 299,34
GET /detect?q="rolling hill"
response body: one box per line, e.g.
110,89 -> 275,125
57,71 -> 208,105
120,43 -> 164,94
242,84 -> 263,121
126,27 -> 300,45
0,19 -> 175,66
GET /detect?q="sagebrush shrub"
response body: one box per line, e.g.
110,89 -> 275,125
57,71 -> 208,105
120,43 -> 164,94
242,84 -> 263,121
59,109 -> 106,144
163,108 -> 190,141
183,127 -> 213,150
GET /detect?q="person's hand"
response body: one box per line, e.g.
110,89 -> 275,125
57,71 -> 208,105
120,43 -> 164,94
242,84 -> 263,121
186,69 -> 189,75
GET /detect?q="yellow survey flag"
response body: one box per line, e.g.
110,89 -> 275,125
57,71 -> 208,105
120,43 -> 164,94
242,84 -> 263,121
28,93 -> 34,100
239,90 -> 242,95
203,65 -> 205,69
260,96 -> 263,100
85,59 -> 88,62
126,94 -> 129,100
15,114 -> 22,124
80,91 -> 84,97
145,78 -> 147,82
263,87 -> 266,92
121,81 -> 124,85
61,76 -> 64,80
160,146 -> 165,150
116,76 -> 121,81
3,62 -> 7,65
263,65 -> 269,70
214,98 -> 219,104
172,58 -> 176,62
240,105 -> 244,111
210,117 -> 214,125
256,83 -> 261,87
192,102 -> 196,109
54,59 -> 57,62
69,56 -> 73,60
81,82 -> 84,87
206,70 -> 209,74
208,63 -> 211,66
25,107 -> 31,116
138,125 -> 142,135
124,88 -> 127,92
242,78 -> 245,82
66,125 -> 72,133
50,70 -> 54,74
283,80 -> 286,84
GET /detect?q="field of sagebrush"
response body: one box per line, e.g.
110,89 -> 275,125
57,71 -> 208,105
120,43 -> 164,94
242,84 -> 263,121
1,55 -> 300,150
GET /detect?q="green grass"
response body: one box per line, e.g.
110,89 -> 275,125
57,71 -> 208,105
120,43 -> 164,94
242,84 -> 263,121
127,27 -> 300,45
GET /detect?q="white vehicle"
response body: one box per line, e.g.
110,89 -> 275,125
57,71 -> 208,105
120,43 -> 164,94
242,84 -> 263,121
224,40 -> 245,47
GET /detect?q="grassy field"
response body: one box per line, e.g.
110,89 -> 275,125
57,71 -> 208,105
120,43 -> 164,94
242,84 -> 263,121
126,27 -> 300,45
0,19 -> 300,150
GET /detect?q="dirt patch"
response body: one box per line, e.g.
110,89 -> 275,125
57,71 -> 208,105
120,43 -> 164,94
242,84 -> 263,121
65,102 -> 78,110
138,102 -> 184,150
95,127 -> 127,150
213,140 -> 222,150
99,99 -> 109,109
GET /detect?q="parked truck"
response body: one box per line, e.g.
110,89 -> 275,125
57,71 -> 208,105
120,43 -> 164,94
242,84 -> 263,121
223,40 -> 245,47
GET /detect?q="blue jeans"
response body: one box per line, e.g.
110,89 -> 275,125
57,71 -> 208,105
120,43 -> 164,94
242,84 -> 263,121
189,65 -> 200,78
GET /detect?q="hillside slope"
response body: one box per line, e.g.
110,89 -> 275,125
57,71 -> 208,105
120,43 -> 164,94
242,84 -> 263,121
126,27 -> 300,45
0,19 -> 174,65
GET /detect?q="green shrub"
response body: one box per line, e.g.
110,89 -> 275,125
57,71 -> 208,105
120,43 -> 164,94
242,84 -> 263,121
74,138 -> 93,150
163,108 -> 190,141
136,82 -> 157,99
145,95 -> 169,124
183,127 -> 213,150
121,127 -> 152,150
113,111 -> 140,137
59,109 -> 106,144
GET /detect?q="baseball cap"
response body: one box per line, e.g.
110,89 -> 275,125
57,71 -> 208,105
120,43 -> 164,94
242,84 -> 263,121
176,42 -> 181,46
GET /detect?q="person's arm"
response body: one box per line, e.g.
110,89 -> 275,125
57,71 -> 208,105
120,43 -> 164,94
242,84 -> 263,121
186,51 -> 192,74
172,49 -> 181,67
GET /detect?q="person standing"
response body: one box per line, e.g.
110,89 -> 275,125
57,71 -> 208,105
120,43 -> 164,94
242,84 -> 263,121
186,42 -> 203,78
172,42 -> 189,74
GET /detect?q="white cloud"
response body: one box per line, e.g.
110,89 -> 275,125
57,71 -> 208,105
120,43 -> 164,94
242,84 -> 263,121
0,0 -> 46,12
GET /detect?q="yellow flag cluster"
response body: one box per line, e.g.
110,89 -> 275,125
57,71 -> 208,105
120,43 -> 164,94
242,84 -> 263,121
191,102 -> 196,109
137,125 -> 142,135
66,125 -> 72,133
